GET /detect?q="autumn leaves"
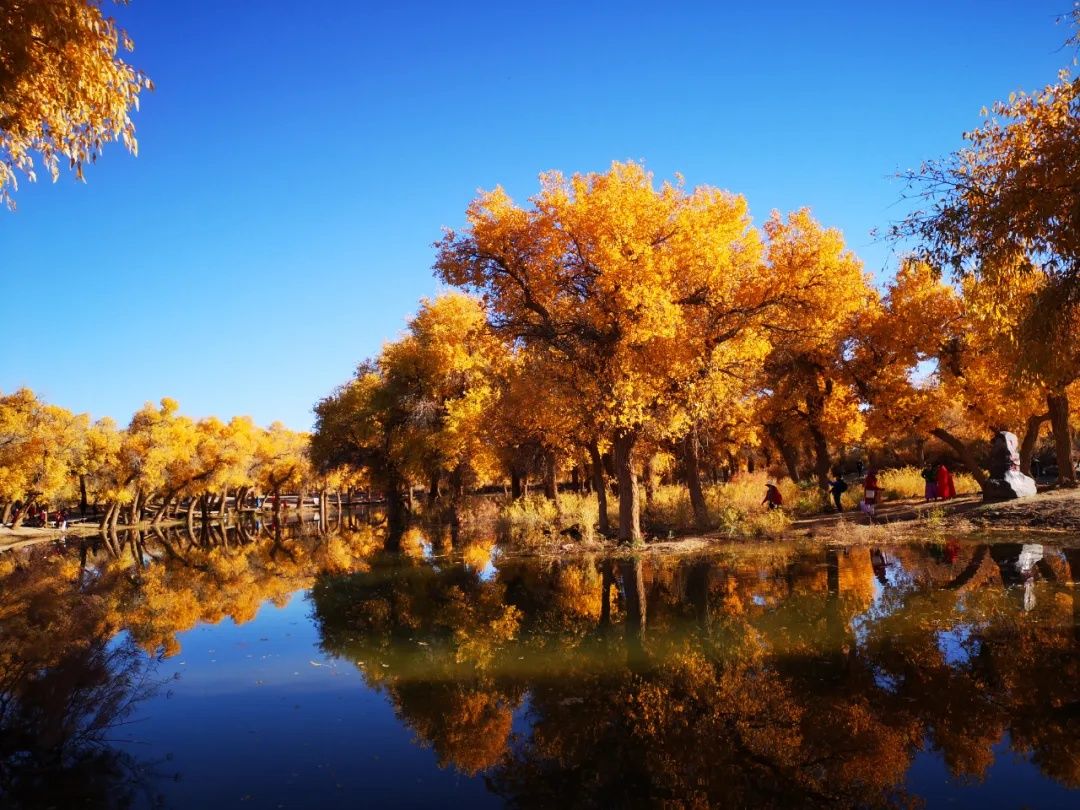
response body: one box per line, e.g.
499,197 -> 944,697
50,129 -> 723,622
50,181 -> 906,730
315,164 -> 869,543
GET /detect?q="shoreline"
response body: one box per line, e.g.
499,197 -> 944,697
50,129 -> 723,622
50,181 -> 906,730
5,488 -> 1080,557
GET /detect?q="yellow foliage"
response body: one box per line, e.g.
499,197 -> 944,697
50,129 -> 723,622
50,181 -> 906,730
0,0 -> 153,207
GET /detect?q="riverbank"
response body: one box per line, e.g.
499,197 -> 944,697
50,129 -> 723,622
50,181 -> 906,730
5,486 -> 1080,557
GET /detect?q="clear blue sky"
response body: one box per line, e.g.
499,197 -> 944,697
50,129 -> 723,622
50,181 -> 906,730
0,0 -> 1071,430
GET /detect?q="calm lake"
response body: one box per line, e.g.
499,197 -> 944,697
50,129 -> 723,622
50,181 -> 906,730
3,522 -> 1080,808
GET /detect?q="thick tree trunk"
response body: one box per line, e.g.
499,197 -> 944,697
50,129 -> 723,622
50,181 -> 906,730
1047,391 -> 1077,487
642,455 -> 656,507
428,470 -> 441,504
1019,412 -> 1050,476
930,428 -> 988,490
804,381 -> 833,489
613,427 -> 642,545
449,462 -> 466,528
79,474 -> 88,517
218,489 -> 228,520
767,424 -> 800,482
682,425 -> 709,532
1,502 -> 11,526
510,468 -> 523,501
384,467 -> 410,552
542,447 -> 559,505
186,497 -> 197,534
807,421 -> 832,490
588,440 -> 611,537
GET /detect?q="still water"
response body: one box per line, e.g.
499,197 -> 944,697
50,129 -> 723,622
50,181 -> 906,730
2,522 -> 1080,808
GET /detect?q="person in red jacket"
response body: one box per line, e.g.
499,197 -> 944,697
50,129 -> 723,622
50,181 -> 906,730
861,469 -> 880,517
762,483 -> 784,510
936,463 -> 956,500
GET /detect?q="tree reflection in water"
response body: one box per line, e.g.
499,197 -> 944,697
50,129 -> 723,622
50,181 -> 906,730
3,523 -> 1080,807
312,540 -> 1080,808
0,517 -> 380,808
0,546 -> 165,808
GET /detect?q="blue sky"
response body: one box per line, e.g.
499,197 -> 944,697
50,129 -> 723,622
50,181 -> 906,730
0,0 -> 1071,429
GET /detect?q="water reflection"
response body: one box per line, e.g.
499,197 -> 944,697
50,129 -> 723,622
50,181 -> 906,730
1,528 -> 1079,807
312,541 -> 1080,807
0,546 -> 166,808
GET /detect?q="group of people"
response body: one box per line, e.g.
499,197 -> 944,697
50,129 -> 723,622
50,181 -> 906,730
762,460 -> 959,520
921,463 -> 956,502
6,502 -> 68,530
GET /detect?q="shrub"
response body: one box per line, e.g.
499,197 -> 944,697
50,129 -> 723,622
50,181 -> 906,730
496,492 -> 598,547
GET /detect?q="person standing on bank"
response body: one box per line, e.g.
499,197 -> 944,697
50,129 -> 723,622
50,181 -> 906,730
922,465 -> 938,501
936,462 -> 955,500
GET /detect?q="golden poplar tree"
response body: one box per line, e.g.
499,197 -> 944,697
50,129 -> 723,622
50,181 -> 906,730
435,161 -> 795,544
0,0 -> 153,207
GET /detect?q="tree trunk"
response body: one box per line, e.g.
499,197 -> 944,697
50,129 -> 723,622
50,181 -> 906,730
218,489 -> 229,520
930,428 -> 988,490
1,502 -> 10,526
187,497 -> 197,535
613,427 -> 642,545
767,424 -> 800,482
1048,391 -> 1077,487
152,491 -> 175,526
79,474 -> 88,517
449,462 -> 466,528
1019,412 -> 1050,476
510,467 -> 523,501
542,447 -> 559,505
807,421 -> 832,490
384,468 -> 409,552
98,502 -> 114,532
588,440 -> 611,537
642,455 -> 656,507
804,381 -> 833,489
428,470 -> 441,504
128,489 -> 142,525
682,425 -> 709,532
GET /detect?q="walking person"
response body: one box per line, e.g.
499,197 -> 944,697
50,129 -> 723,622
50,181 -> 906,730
861,468 -> 879,518
828,473 -> 848,513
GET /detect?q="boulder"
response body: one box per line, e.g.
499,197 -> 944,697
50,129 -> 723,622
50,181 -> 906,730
983,431 -> 1037,501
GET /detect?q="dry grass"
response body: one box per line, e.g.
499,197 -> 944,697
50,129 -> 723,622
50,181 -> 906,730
878,466 -> 980,499
496,493 -> 599,547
